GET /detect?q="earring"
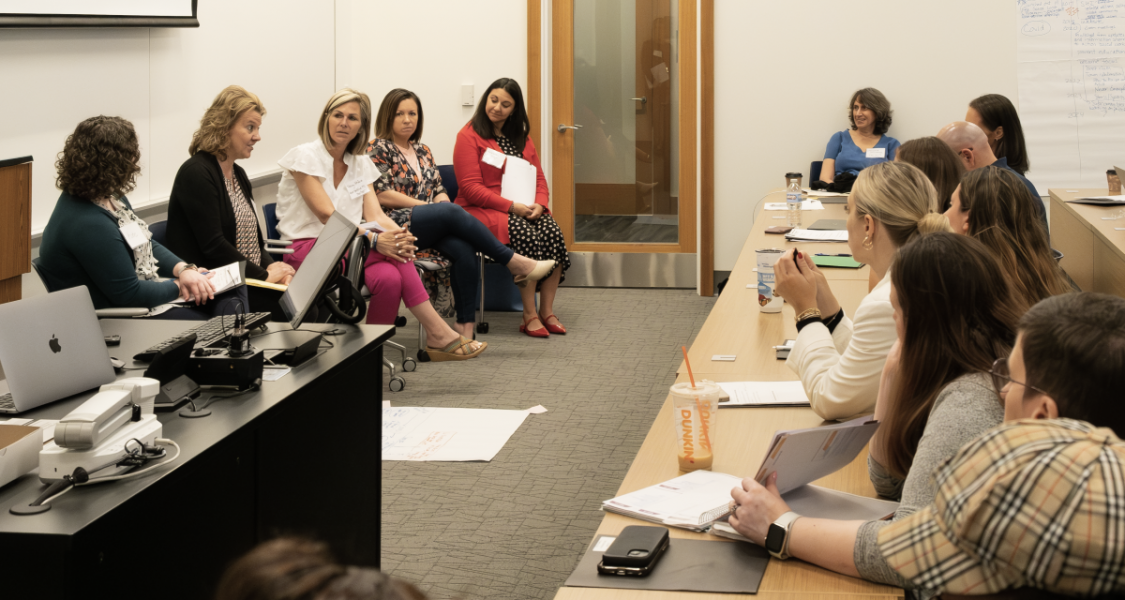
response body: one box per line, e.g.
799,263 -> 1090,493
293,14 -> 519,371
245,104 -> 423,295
862,235 -> 873,250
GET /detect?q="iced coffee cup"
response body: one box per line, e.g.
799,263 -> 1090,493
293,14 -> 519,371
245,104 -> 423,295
755,249 -> 785,313
670,380 -> 721,471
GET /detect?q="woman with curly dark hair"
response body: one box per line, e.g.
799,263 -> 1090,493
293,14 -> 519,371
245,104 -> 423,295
38,116 -> 243,318
817,88 -> 900,187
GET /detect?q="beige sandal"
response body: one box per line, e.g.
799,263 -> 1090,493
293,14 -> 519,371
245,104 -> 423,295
514,259 -> 556,287
425,336 -> 487,362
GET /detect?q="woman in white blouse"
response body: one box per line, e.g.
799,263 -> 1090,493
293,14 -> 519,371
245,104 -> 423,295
773,162 -> 950,419
274,88 -> 485,361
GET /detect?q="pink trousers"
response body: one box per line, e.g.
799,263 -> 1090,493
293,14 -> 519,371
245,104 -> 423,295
283,238 -> 429,325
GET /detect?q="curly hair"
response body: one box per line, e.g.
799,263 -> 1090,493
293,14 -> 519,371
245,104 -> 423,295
55,116 -> 141,201
188,85 -> 267,161
848,88 -> 893,135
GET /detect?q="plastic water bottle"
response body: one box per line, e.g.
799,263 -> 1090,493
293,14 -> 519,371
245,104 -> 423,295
785,172 -> 802,228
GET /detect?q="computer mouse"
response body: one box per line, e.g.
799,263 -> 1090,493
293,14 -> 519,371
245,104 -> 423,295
109,356 -> 126,371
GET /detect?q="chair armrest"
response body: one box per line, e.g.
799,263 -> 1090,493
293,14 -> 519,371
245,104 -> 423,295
95,308 -> 151,318
266,248 -> 295,255
265,239 -> 293,246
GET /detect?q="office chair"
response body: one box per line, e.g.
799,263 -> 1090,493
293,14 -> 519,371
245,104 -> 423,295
809,161 -> 822,183
258,203 -> 295,256
30,257 -> 148,318
149,220 -> 168,246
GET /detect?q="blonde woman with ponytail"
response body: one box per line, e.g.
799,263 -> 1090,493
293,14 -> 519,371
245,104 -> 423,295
774,161 -> 950,420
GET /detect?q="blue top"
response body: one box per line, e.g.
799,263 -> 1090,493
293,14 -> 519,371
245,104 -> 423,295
992,157 -> 1049,235
823,130 -> 900,178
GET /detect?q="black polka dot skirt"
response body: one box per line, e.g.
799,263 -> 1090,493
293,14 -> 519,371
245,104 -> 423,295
507,212 -> 570,291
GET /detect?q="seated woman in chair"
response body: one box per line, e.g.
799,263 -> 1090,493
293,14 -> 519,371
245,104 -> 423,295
816,88 -> 899,190
367,88 -> 554,340
274,88 -> 484,361
165,85 -> 296,314
38,115 -> 245,319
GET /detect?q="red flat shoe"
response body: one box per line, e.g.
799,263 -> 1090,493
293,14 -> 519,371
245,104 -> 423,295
540,314 -> 567,335
520,315 -> 550,338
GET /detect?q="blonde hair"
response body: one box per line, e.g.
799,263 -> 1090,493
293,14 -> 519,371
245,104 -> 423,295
318,88 -> 372,156
852,161 -> 951,247
188,85 -> 266,161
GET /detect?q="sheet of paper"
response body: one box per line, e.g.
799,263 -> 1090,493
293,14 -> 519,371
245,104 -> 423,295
764,200 -> 824,211
754,415 -> 880,495
501,156 -> 537,206
717,381 -> 809,407
140,303 -> 181,317
204,262 -> 242,295
481,148 -> 507,169
709,486 -> 896,542
802,188 -> 849,197
603,470 -> 742,530
361,221 -> 386,233
262,366 -> 291,382
1017,1 -> 1125,191
382,406 -> 532,461
785,228 -> 848,242
0,418 -> 58,443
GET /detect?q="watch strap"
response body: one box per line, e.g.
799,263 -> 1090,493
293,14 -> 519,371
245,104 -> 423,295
767,511 -> 801,560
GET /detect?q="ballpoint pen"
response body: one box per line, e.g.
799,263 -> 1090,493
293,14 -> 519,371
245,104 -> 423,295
814,253 -> 852,257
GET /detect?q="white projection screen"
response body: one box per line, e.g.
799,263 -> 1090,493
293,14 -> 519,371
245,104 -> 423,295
0,0 -> 198,27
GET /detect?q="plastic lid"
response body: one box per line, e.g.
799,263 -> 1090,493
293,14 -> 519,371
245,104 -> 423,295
785,172 -> 803,178
1109,169 -> 1118,174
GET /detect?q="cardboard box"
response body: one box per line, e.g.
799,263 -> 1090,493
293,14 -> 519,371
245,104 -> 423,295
0,424 -> 41,489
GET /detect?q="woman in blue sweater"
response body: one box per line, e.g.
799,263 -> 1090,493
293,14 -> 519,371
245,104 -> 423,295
818,88 -> 899,186
39,116 -> 243,319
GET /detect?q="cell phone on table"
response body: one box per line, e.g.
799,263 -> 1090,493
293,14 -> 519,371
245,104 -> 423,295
597,526 -> 670,577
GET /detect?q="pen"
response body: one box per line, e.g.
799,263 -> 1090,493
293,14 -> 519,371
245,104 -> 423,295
815,253 -> 852,257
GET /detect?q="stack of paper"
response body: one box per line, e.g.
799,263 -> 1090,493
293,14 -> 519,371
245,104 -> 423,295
501,156 -> 538,206
785,228 -> 848,242
716,381 -> 809,408
802,188 -> 849,197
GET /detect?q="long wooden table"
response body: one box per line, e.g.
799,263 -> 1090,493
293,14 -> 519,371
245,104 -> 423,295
1049,188 -> 1125,297
555,201 -> 902,600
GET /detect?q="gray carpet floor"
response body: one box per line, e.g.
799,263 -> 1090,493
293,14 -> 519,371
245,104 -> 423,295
381,287 -> 715,600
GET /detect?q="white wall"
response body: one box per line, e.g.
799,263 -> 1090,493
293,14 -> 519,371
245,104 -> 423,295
713,0 -> 1018,270
334,0 -> 528,166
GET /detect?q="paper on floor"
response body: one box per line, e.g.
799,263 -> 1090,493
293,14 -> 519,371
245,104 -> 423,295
382,406 -> 533,461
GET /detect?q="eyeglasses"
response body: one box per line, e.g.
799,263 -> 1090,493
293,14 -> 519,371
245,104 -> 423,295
989,357 -> 1047,396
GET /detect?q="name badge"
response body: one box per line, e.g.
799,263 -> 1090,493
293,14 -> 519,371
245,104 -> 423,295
866,148 -> 886,159
482,148 -> 507,169
119,222 -> 148,249
346,178 -> 369,199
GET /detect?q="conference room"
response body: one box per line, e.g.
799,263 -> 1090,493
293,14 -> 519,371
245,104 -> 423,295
2,1 -> 1124,599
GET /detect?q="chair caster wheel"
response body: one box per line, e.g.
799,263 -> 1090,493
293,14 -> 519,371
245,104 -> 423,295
417,349 -> 431,363
395,316 -> 407,327
389,376 -> 405,392
477,322 -> 489,334
402,358 -> 417,372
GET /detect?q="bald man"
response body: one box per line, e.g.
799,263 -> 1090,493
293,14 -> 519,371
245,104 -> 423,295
938,121 -> 1048,233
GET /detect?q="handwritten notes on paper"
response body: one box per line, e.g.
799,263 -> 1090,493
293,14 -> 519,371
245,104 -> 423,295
381,406 -> 534,461
1017,0 -> 1125,190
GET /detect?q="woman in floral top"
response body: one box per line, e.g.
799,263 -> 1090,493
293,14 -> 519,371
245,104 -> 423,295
367,89 -> 553,339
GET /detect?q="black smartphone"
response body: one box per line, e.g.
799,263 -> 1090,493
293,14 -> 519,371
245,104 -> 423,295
597,526 -> 670,577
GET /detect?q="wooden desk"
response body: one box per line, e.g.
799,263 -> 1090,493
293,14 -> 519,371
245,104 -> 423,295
1049,189 -> 1125,297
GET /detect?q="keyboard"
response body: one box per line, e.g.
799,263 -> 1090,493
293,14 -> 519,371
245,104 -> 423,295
133,312 -> 272,362
0,392 -> 15,414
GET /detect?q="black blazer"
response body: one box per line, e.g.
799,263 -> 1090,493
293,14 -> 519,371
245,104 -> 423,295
165,151 -> 274,280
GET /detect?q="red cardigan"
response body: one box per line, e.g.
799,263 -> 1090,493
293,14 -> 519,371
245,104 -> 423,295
453,122 -> 550,245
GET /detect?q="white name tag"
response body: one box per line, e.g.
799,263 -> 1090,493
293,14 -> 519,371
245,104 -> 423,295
482,148 -> 506,169
346,178 -> 369,199
119,222 -> 148,249
866,148 -> 886,159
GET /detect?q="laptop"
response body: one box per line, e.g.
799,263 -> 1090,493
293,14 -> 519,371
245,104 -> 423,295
0,286 -> 117,414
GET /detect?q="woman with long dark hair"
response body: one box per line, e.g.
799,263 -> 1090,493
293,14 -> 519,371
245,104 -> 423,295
729,232 -> 1019,590
453,78 -> 570,338
967,93 -> 1030,175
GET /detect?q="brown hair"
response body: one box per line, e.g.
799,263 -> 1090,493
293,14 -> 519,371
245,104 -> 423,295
1019,293 -> 1125,434
319,88 -> 373,156
851,161 -> 951,248
956,167 -> 1071,312
969,94 -> 1030,175
375,89 -> 424,143
214,537 -> 427,600
848,88 -> 893,135
896,137 -> 965,212
55,116 -> 141,201
879,233 -> 1020,479
471,78 -> 531,153
189,85 -> 267,161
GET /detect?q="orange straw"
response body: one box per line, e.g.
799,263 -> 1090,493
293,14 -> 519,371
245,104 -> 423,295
681,345 -> 697,388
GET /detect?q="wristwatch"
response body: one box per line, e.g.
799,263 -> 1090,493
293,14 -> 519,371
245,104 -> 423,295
764,511 -> 801,560
177,263 -> 198,277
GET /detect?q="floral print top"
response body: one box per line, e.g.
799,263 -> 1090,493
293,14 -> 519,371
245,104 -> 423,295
365,138 -> 447,228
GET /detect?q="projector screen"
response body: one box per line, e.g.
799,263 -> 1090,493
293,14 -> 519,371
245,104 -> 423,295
0,0 -> 197,27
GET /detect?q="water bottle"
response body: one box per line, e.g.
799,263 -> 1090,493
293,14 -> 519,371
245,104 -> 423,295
785,172 -> 803,228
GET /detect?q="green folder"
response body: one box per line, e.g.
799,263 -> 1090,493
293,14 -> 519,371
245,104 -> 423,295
812,255 -> 864,269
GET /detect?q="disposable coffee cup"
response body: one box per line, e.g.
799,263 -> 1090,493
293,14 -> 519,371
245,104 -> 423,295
755,249 -> 785,313
670,380 -> 721,472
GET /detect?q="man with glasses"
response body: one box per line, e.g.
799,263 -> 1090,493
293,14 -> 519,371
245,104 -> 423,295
876,292 -> 1125,599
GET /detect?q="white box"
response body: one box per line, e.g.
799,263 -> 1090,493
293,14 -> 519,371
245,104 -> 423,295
0,425 -> 41,489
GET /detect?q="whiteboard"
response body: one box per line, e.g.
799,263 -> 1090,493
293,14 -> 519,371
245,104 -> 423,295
1016,0 -> 1125,191
0,1 -> 192,16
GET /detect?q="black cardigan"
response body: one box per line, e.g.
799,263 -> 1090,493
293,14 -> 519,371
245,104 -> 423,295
165,151 -> 274,280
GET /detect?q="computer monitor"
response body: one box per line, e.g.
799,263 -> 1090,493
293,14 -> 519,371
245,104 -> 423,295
279,210 -> 359,329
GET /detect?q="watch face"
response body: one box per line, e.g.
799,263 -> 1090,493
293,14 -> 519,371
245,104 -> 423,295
765,522 -> 786,554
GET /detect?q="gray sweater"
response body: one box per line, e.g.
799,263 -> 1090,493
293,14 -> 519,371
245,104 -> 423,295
852,372 -> 1003,589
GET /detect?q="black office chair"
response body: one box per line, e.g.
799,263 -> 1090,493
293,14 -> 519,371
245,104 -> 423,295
258,204 -> 294,256
30,257 -> 148,318
149,220 -> 168,246
809,161 -> 822,183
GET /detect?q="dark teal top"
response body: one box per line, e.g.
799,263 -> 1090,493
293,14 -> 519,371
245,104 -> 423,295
38,192 -> 181,309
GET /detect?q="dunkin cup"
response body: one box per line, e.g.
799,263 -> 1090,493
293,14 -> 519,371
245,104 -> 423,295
670,380 -> 722,472
755,249 -> 785,313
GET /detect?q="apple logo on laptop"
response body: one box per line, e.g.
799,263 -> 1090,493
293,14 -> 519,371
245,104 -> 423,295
49,334 -> 61,353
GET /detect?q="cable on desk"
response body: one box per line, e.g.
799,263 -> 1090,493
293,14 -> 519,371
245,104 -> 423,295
182,379 -> 262,415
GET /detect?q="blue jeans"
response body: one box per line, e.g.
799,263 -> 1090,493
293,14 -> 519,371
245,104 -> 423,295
156,284 -> 250,321
410,202 -> 514,323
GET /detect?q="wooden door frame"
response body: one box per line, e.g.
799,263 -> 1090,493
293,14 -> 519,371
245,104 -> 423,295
529,0 -> 713,295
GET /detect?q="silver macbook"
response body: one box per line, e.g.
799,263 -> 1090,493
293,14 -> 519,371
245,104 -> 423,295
0,286 -> 116,414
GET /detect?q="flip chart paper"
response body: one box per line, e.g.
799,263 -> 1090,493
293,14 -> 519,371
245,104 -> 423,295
382,406 -> 532,461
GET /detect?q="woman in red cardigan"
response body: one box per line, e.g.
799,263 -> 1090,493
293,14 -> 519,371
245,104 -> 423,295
453,78 -> 571,338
